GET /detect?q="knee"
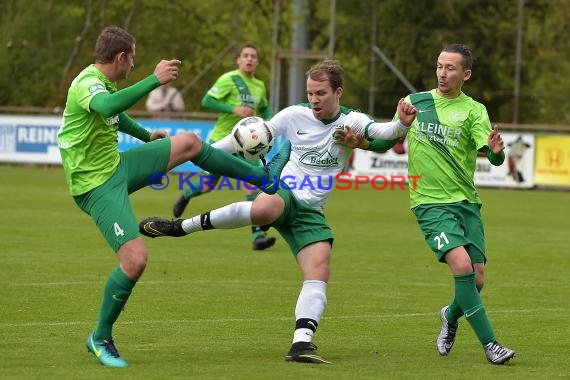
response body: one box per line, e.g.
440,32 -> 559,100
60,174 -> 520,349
177,132 -> 202,161
317,265 -> 330,281
456,262 -> 475,274
131,252 -> 148,273
124,253 -> 147,279
444,248 -> 474,275
181,131 -> 200,147
119,245 -> 148,280
298,248 -> 331,282
252,206 -> 281,225
251,195 -> 284,225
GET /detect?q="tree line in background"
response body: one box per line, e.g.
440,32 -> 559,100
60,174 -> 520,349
0,0 -> 568,124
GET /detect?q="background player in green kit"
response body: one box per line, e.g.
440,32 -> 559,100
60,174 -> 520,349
172,44 -> 276,251
400,44 -> 516,364
58,26 -> 286,368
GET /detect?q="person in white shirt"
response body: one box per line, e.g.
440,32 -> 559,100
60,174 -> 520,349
145,83 -> 185,112
139,60 -> 417,364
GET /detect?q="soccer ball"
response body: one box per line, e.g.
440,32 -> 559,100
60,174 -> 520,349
231,116 -> 275,161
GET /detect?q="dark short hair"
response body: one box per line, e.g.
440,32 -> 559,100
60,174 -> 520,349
95,26 -> 135,64
306,60 -> 344,91
235,44 -> 259,59
442,43 -> 473,70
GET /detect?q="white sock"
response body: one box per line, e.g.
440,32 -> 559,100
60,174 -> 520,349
181,201 -> 252,233
292,280 -> 327,343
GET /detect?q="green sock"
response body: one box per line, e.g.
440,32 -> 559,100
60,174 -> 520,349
192,142 -> 267,187
454,272 -> 495,345
446,284 -> 483,325
94,267 -> 136,341
246,193 -> 264,240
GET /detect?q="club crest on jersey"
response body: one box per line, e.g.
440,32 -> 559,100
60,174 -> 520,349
299,150 -> 339,167
89,84 -> 105,93
450,112 -> 467,123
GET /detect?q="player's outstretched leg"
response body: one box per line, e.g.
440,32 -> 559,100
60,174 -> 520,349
484,341 -> 516,364
437,306 -> 458,356
191,142 -> 290,195
86,332 -> 128,367
285,342 -> 332,364
139,217 -> 186,238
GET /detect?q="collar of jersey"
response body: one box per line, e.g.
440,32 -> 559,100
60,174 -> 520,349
320,110 -> 342,125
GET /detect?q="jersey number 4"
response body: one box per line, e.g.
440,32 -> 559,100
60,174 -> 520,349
114,222 -> 125,237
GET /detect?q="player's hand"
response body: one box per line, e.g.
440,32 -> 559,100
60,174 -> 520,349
488,125 -> 505,153
154,59 -> 181,84
150,129 -> 168,141
233,106 -> 254,117
333,126 -> 363,149
396,98 -> 417,127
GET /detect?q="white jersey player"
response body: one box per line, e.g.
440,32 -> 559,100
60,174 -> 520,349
271,103 -> 409,210
139,60 -> 417,364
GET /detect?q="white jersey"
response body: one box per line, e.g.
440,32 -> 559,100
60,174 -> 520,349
269,104 -> 407,211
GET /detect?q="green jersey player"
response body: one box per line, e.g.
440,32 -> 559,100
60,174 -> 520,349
59,27 -> 286,368
139,60 -> 417,364
400,44 -> 516,364
171,44 -> 276,250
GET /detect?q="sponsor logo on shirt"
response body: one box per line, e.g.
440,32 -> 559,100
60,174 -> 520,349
299,150 -> 339,167
415,121 -> 462,147
239,93 -> 256,108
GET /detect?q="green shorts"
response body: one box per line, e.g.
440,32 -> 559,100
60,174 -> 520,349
271,189 -> 333,256
74,138 -> 171,252
412,201 -> 486,264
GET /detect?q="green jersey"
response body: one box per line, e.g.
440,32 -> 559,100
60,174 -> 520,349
58,65 -> 120,196
206,69 -> 269,142
404,89 -> 492,208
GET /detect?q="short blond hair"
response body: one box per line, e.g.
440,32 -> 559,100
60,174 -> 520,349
306,60 -> 344,91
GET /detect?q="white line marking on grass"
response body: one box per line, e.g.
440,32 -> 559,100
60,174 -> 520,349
5,279 -> 563,289
4,280 -> 447,287
0,308 -> 565,329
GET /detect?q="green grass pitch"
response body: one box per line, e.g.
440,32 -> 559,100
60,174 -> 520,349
0,165 -> 568,379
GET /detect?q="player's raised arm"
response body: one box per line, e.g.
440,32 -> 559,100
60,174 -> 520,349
365,99 -> 417,140
154,59 -> 181,84
396,98 -> 417,127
